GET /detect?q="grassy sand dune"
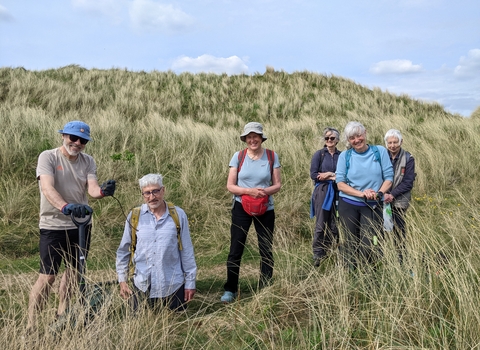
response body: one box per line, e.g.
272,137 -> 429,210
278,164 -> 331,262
1,66 -> 480,348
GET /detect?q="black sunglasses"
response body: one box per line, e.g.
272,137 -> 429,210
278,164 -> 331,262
324,136 -> 336,141
68,134 -> 88,145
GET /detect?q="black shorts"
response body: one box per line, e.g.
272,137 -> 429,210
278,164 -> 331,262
38,226 -> 92,275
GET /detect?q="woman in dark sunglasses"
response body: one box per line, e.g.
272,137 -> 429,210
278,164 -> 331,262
309,127 -> 341,267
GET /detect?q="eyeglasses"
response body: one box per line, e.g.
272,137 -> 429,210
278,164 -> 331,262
68,134 -> 89,145
142,188 -> 162,198
324,136 -> 336,141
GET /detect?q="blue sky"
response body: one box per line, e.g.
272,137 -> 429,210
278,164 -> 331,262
1,0 -> 479,116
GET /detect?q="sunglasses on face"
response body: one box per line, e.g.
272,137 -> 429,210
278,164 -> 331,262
324,136 -> 336,141
142,188 -> 163,198
68,134 -> 89,145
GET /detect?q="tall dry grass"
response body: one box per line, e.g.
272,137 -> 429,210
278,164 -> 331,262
1,66 -> 480,348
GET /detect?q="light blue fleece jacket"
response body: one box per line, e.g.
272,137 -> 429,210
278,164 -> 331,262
335,145 -> 393,203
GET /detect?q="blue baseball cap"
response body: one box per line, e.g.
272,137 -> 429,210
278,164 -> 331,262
58,121 -> 91,141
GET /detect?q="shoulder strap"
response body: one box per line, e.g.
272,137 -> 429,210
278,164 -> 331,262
345,149 -> 353,185
370,145 -> 382,166
317,149 -> 327,172
128,203 -> 183,277
237,148 -> 248,173
344,145 -> 383,185
129,206 -> 141,277
167,202 -> 183,251
266,149 -> 274,177
237,148 -> 275,179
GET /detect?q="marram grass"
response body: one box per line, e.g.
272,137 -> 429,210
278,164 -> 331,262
1,66 -> 480,349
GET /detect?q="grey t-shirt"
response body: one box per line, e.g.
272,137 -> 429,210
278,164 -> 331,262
36,148 -> 97,230
229,149 -> 281,211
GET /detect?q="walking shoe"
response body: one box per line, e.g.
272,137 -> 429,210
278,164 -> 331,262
220,291 -> 237,304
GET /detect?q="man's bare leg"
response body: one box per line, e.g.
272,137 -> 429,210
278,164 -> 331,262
27,274 -> 56,330
57,268 -> 77,317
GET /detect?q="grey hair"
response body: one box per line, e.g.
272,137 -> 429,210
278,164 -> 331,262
384,129 -> 403,144
139,173 -> 164,189
323,127 -> 340,140
341,121 -> 366,148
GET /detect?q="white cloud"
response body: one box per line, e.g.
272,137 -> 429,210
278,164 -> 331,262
129,0 -> 194,35
454,49 -> 480,79
0,5 -> 14,22
370,59 -> 423,75
171,55 -> 249,74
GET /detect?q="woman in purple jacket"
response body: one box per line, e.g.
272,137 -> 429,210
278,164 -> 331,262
309,127 -> 341,267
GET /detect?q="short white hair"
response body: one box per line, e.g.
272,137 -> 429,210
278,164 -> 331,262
384,129 -> 403,144
342,121 -> 366,149
138,173 -> 163,189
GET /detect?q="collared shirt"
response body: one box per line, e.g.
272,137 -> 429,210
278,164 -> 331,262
116,202 -> 197,298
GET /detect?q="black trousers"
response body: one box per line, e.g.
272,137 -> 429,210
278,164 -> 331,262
130,283 -> 187,312
312,183 -> 338,259
338,198 -> 383,269
224,201 -> 275,293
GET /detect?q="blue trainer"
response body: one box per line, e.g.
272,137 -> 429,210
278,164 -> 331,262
220,291 -> 237,303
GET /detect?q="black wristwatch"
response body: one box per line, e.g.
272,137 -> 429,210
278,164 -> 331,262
376,191 -> 383,199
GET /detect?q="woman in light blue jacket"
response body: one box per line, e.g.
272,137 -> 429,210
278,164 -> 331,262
335,122 -> 393,269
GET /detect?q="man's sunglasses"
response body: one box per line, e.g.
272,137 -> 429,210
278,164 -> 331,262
68,134 -> 89,145
324,136 -> 336,141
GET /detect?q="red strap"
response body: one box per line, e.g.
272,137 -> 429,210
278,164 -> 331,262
237,148 -> 248,173
237,148 -> 274,177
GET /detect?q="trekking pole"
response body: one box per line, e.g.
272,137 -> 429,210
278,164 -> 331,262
71,212 -> 92,297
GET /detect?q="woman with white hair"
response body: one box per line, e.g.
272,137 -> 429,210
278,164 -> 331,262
309,127 -> 341,267
383,129 -> 416,264
335,121 -> 394,269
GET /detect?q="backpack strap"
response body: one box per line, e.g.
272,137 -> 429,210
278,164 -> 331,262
237,148 -> 275,179
345,149 -> 353,185
317,148 -> 327,173
266,149 -> 274,179
370,145 -> 382,167
128,203 -> 182,277
237,148 -> 247,173
345,145 -> 382,185
167,202 -> 182,251
129,206 -> 141,277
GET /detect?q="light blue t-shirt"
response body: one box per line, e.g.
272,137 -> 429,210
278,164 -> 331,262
229,149 -> 281,210
335,145 -> 393,203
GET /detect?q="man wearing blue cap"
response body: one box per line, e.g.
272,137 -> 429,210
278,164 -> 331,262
27,120 -> 116,331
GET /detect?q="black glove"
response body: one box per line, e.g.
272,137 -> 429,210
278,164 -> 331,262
100,179 -> 116,197
61,203 -> 93,218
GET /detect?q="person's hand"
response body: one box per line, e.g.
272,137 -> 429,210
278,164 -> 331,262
383,193 -> 394,204
362,189 -> 376,200
61,203 -> 93,218
119,282 -> 132,300
317,172 -> 335,181
249,188 -> 267,198
100,179 -> 116,197
184,289 -> 196,302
